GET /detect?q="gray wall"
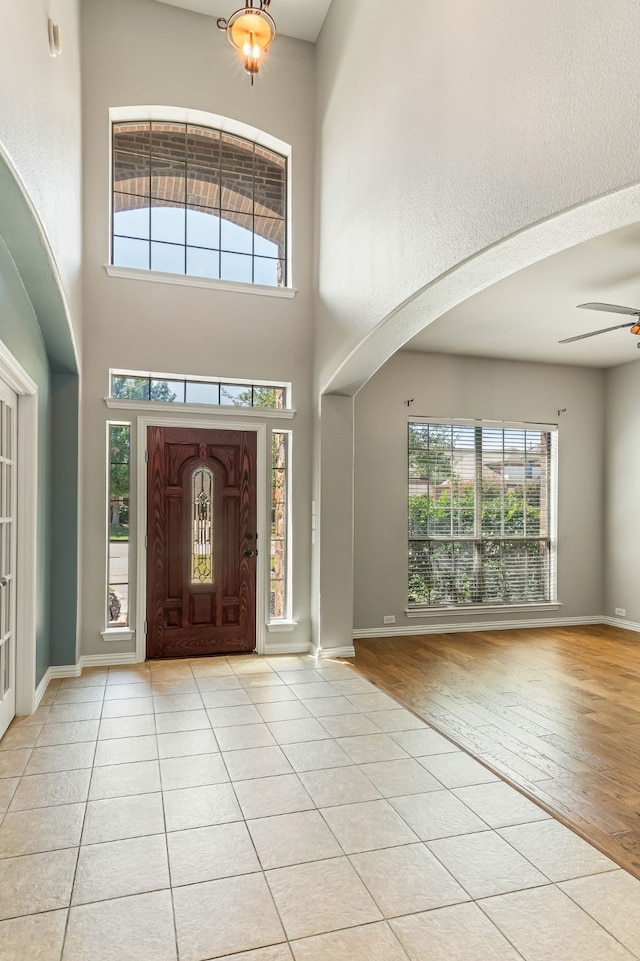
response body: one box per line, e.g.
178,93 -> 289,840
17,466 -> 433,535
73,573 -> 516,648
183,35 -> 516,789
315,0 -> 640,394
1,0 -> 83,347
50,374 -> 80,667
0,238 -> 52,683
0,2 -> 82,682
79,0 -> 316,654
604,359 -> 640,623
354,351 -> 605,632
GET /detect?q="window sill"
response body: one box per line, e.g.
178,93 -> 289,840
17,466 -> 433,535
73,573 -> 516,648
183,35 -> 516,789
101,628 -> 136,642
405,602 -> 561,618
267,621 -> 297,633
104,264 -> 297,299
104,397 -> 296,419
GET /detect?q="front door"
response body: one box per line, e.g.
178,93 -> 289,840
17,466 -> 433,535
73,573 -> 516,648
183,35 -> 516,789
0,378 -> 17,738
146,426 -> 257,658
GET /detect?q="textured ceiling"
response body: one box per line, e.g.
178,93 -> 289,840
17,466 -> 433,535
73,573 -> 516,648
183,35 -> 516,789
151,0 -> 332,42
404,223 -> 640,369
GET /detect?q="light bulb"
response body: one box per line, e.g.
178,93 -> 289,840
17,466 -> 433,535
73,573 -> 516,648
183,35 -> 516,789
252,44 -> 261,59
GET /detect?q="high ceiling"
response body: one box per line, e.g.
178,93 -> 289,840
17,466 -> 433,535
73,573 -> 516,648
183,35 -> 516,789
146,2 -> 640,372
152,0 -> 332,43
404,223 -> 640,369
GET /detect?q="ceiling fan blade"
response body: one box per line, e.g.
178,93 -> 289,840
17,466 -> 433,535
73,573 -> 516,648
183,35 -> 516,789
559,322 -> 635,344
577,302 -> 640,316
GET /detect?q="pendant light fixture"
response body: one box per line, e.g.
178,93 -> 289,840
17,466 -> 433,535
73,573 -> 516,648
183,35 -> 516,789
217,0 -> 277,86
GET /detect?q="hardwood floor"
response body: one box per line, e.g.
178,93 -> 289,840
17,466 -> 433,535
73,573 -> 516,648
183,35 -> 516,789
350,624 -> 640,879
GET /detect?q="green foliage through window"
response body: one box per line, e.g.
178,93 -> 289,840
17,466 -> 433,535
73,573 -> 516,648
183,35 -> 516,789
111,373 -> 287,409
408,422 -> 555,607
108,423 -> 131,627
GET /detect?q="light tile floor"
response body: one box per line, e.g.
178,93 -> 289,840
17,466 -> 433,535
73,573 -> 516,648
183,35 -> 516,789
1,653 -> 640,960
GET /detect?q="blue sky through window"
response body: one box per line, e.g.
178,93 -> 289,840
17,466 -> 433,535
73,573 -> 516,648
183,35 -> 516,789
113,206 -> 281,285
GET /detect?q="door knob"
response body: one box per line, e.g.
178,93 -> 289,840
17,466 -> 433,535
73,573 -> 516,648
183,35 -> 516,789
243,550 -> 256,558
0,576 -> 8,587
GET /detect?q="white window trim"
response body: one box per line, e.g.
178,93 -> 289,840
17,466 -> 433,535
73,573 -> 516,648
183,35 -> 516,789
108,105 -> 294,291
101,628 -> 135,642
406,602 -> 562,618
105,398 -> 296,420
104,265 -> 297,298
135,413 -> 268,662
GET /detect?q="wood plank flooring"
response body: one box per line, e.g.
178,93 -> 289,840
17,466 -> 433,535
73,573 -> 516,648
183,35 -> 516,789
350,624 -> 640,879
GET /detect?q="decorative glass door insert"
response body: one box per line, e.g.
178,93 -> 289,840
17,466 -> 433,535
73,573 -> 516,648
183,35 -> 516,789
192,467 -> 214,584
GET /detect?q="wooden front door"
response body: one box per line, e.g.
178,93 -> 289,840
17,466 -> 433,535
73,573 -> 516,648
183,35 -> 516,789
146,426 -> 257,658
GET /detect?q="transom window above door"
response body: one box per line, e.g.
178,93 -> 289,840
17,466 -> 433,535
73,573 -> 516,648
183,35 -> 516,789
111,121 -> 287,287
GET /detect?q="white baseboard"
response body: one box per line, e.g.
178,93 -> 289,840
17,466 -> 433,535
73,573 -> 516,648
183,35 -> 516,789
34,615 -> 639,713
34,652 -> 139,710
34,669 -> 54,710
311,644 -> 356,659
601,615 -> 640,633
263,638 -> 311,656
79,652 -> 139,668
353,615 -> 604,639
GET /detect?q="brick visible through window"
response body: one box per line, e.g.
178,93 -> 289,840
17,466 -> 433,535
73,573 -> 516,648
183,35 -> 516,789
111,120 -> 287,287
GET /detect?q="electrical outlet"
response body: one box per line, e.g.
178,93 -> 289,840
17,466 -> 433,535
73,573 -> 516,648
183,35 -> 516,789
615,607 -> 626,617
383,615 -> 396,624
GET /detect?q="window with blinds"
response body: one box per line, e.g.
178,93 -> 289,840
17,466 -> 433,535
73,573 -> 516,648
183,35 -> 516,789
408,420 -> 556,608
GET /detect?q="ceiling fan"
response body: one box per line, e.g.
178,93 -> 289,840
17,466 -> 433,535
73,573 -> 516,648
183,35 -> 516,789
559,303 -> 640,344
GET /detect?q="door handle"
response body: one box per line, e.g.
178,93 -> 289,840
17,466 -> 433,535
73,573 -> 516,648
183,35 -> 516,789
0,577 -> 8,587
243,550 -> 256,558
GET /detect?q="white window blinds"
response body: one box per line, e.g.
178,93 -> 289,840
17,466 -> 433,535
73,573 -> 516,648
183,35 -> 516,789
408,421 -> 556,608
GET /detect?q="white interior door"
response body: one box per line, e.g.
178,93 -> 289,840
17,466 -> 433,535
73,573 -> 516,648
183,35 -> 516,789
0,377 -> 17,739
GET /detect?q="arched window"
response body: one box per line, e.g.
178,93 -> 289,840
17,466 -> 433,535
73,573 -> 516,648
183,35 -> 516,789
111,121 -> 287,287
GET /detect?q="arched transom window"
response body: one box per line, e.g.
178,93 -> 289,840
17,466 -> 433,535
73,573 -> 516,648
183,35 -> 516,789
111,121 -> 287,287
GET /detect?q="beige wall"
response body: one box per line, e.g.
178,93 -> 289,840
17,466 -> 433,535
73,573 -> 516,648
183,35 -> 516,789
354,351 -> 605,632
79,0 -> 315,654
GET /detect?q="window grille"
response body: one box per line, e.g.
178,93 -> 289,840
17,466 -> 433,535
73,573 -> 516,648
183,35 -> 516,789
110,371 -> 289,410
112,121 -> 287,287
408,421 -> 556,608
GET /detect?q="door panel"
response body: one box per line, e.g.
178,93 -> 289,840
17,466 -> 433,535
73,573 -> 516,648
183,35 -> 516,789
0,378 -> 17,739
146,426 -> 257,658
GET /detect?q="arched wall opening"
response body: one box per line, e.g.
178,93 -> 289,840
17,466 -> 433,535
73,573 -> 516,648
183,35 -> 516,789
314,184 -> 640,655
0,147 -> 80,684
323,183 -> 640,397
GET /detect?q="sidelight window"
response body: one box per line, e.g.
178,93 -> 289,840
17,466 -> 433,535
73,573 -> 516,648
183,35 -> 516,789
107,423 -> 130,627
270,431 -> 290,620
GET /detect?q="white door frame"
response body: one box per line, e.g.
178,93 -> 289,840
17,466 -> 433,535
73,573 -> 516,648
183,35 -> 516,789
136,414 -> 267,663
0,340 -> 38,715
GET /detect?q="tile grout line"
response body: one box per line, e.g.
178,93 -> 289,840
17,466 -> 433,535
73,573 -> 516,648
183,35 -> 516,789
3,653 -> 640,959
